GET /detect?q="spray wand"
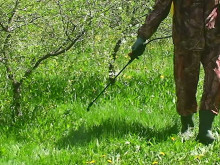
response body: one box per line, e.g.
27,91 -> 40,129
87,35 -> 172,111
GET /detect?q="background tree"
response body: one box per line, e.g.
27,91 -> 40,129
0,0 -> 91,120
0,0 -> 171,122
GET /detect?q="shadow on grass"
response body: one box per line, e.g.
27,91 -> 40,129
56,117 -> 178,148
22,71 -> 173,105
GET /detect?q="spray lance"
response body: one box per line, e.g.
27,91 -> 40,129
87,35 -> 172,111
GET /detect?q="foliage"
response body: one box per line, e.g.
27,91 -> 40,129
1,1 -> 218,165
0,42 -> 220,164
0,0 -> 171,120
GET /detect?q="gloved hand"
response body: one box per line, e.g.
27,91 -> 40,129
130,37 -> 146,60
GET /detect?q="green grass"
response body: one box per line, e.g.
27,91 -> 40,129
0,41 -> 220,164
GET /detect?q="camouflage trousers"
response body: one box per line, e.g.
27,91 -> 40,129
174,46 -> 220,116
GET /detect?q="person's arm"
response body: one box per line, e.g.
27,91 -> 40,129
130,0 -> 173,59
138,0 -> 173,40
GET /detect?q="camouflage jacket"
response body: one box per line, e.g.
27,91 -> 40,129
138,0 -> 220,50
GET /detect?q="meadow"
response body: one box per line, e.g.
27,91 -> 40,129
0,1 -> 220,164
0,39 -> 219,165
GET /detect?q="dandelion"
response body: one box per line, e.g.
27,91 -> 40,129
160,75 -> 165,79
127,75 -> 132,79
159,152 -> 165,156
86,160 -> 96,164
107,160 -> 112,163
194,154 -> 204,160
101,155 -> 106,157
152,161 -> 158,165
171,137 -> 176,141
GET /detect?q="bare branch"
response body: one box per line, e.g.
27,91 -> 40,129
35,31 -> 84,69
14,16 -> 41,30
8,0 -> 20,24
20,30 -> 85,84
55,0 -> 78,41
56,0 -> 66,33
1,34 -> 16,83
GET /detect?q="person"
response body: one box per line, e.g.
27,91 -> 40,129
130,0 -> 220,145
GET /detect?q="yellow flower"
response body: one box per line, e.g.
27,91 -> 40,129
125,55 -> 129,58
107,160 -> 112,163
101,155 -> 106,157
171,137 -> 176,141
194,154 -> 204,160
159,152 -> 165,156
86,160 -> 96,164
152,161 -> 158,165
127,75 -> 132,79
160,75 -> 165,79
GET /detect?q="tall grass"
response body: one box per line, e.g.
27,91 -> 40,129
0,40 -> 219,164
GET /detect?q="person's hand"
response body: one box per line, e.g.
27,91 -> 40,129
130,37 -> 146,60
206,7 -> 218,29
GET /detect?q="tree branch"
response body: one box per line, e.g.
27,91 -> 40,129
1,34 -> 16,83
8,0 -> 20,24
56,0 -> 67,34
0,22 -> 9,32
20,31 -> 85,84
14,15 -> 41,30
0,1 -> 20,83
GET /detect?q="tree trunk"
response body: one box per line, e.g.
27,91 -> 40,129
11,82 -> 22,121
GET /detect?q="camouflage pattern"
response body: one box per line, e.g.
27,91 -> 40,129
138,0 -> 220,115
174,47 -> 220,116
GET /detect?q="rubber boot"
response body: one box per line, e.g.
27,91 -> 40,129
181,114 -> 194,134
196,110 -> 216,145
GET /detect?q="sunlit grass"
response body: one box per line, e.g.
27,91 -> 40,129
0,41 -> 219,164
